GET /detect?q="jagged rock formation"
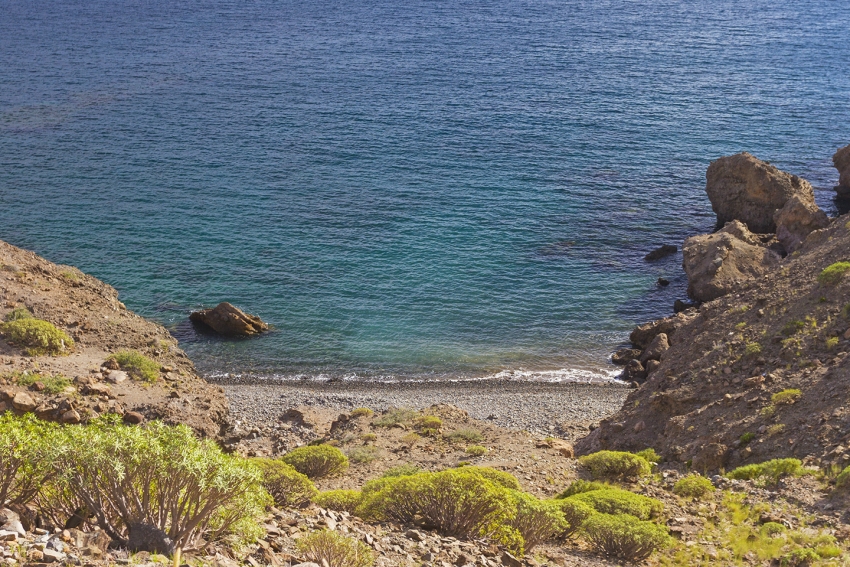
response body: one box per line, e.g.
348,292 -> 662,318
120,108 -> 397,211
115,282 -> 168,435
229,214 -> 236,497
834,144 -> 850,196
705,152 -> 815,233
682,221 -> 780,302
774,195 -> 830,254
189,302 -> 268,336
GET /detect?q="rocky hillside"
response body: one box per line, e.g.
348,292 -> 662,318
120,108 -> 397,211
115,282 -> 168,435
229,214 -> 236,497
579,147 -> 850,472
0,240 -> 229,438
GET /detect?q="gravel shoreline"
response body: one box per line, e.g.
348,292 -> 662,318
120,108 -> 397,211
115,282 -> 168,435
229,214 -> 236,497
220,379 -> 630,438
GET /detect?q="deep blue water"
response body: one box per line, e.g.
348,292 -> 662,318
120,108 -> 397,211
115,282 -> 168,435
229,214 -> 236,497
1,0 -> 848,381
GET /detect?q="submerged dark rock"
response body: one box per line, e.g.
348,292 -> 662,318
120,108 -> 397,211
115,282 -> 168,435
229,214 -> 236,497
644,244 -> 677,261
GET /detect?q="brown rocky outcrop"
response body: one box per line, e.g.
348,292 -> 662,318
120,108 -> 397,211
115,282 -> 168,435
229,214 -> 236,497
682,221 -> 780,302
705,152 -> 815,233
189,302 -> 269,336
639,332 -> 669,364
833,144 -> 850,195
774,195 -> 829,254
629,312 -> 694,349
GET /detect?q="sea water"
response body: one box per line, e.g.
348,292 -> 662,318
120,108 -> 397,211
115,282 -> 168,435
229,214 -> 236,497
1,0 -> 848,381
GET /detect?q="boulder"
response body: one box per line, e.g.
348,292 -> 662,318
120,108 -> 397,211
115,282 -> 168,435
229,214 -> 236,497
834,144 -> 850,195
640,332 -> 670,364
622,360 -> 647,382
774,195 -> 829,253
705,152 -> 815,233
127,522 -> 174,555
691,442 -> 729,471
611,348 -> 641,365
629,313 -> 691,349
11,392 -> 37,412
644,245 -> 677,261
683,221 -> 780,302
189,302 -> 268,336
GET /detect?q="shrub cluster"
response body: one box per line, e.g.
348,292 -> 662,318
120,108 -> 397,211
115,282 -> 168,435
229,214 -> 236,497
282,444 -> 349,478
314,490 -> 363,513
727,458 -> 804,484
252,458 -> 317,507
578,450 -> 653,480
583,513 -> 673,563
771,389 -> 802,405
297,530 -> 376,567
672,474 -> 715,500
569,488 -> 663,520
817,262 -> 850,285
1,317 -> 74,356
106,350 -> 160,382
0,414 -> 57,507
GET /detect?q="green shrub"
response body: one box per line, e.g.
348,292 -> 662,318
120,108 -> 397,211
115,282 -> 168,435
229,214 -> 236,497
782,320 -> 806,336
636,448 -> 661,464
771,389 -> 802,405
0,414 -> 58,507
727,458 -> 804,484
107,350 -> 160,382
578,450 -> 652,480
465,445 -> 487,456
554,498 -> 595,539
583,513 -> 672,562
251,458 -> 316,507
4,307 -> 32,322
358,469 -> 515,540
281,445 -> 349,479
760,522 -> 786,537
826,336 -> 839,349
1,318 -> 74,356
11,371 -> 71,395
815,545 -> 842,559
569,488 -> 663,520
836,465 -> 850,489
314,490 -> 363,513
780,548 -> 820,567
672,475 -> 715,500
445,428 -> 484,443
373,408 -> 418,427
745,342 -> 762,356
347,445 -> 381,464
50,417 -> 269,549
381,464 -> 422,478
556,479 -> 610,499
460,466 -> 522,490
350,408 -> 373,418
740,432 -> 755,445
818,262 -> 850,285
297,530 -> 376,567
360,433 -> 377,442
415,415 -> 442,429
506,491 -> 565,554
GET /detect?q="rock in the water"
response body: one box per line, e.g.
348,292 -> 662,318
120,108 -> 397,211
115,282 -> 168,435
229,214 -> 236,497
644,244 -> 677,261
834,144 -> 850,195
611,348 -> 641,365
774,195 -> 830,253
189,302 -> 269,336
11,392 -> 37,412
705,152 -> 815,233
640,332 -> 670,364
683,221 -> 780,302
127,522 -> 174,555
622,359 -> 647,382
657,277 -> 670,286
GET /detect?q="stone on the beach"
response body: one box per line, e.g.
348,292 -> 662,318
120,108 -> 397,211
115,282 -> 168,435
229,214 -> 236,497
773,195 -> 829,254
640,332 -> 669,364
834,143 -> 850,195
706,152 -> 815,233
611,348 -> 641,365
189,302 -> 269,336
683,221 -> 780,302
644,244 -> 677,261
11,391 -> 37,411
623,359 -> 647,382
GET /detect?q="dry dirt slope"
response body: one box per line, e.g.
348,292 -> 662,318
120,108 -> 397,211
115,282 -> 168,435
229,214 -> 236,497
577,214 -> 850,472
0,239 -> 229,438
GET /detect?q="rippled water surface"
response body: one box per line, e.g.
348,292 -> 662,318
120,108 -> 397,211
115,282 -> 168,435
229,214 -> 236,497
1,0 -> 848,380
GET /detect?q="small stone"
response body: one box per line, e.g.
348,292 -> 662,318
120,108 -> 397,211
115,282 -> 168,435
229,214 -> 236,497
42,548 -> 66,563
0,531 -> 17,542
11,392 -> 37,412
123,411 -> 145,425
61,410 -> 81,424
27,549 -> 44,562
500,551 -> 522,567
107,371 -> 128,384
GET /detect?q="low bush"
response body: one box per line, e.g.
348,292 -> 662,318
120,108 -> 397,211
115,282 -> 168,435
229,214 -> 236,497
360,433 -> 377,442
373,408 -> 418,427
760,522 -> 786,537
745,342 -> 762,356
836,465 -> 850,489
461,466 -> 521,490
583,513 -> 673,562
252,458 -> 317,507
314,490 -> 363,513
727,458 -> 804,484
740,432 -> 755,445
12,371 -> 71,395
636,448 -> 661,464
1,318 -> 74,356
506,492 -> 565,554
415,415 -> 442,430
554,498 -> 595,539
400,432 -> 420,446
672,475 -> 715,500
4,307 -> 32,322
826,336 -> 839,349
359,469 -> 515,540
50,417 -> 269,549
569,488 -> 663,520
578,450 -> 652,480
817,262 -> 850,285
771,389 -> 802,405
556,479 -> 610,499
350,408 -> 373,418
382,464 -> 422,478
347,445 -> 382,464
0,414 -> 58,507
465,445 -> 487,457
297,530 -> 376,567
106,350 -> 160,382
445,428 -> 484,443
281,445 -> 349,479
780,548 -> 820,567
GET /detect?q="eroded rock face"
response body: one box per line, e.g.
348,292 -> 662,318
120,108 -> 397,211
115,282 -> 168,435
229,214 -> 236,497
683,221 -> 780,302
833,144 -> 850,195
706,153 -> 815,233
189,302 -> 269,336
774,195 -> 829,254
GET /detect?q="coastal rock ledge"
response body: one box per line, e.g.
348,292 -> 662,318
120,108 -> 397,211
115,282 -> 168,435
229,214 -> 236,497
189,302 -> 269,336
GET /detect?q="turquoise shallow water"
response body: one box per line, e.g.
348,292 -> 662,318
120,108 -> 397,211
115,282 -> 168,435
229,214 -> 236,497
1,0 -> 848,381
